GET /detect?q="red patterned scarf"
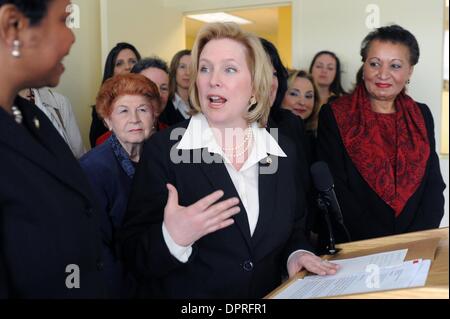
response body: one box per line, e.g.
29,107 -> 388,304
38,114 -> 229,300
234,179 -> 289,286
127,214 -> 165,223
331,84 -> 430,216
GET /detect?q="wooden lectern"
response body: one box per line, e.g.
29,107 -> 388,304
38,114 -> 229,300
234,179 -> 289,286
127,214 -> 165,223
267,228 -> 449,299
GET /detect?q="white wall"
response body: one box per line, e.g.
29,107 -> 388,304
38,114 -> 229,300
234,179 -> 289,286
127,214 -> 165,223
292,0 -> 445,152
56,0 -> 187,148
101,0 -> 185,65
164,0 -> 289,12
56,0 -> 102,149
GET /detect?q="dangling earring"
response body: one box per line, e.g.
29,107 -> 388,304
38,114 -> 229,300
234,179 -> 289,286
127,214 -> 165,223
406,79 -> 410,85
11,40 -> 21,58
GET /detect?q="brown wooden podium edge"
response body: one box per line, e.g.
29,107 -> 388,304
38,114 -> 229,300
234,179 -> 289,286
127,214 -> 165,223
266,228 -> 449,299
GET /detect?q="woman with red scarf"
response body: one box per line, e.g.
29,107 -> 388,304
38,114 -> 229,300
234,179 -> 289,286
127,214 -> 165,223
316,25 -> 446,244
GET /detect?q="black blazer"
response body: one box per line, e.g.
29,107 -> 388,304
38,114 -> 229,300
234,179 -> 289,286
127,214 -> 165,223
316,103 -> 446,243
0,97 -> 106,298
119,120 -> 313,298
79,138 -> 137,298
158,99 -> 187,128
268,109 -> 318,235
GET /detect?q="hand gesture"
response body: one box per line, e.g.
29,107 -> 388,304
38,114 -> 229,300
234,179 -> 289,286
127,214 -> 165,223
164,184 -> 241,247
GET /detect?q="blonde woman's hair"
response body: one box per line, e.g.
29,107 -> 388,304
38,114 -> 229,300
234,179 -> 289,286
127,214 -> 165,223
286,69 -> 320,131
189,22 -> 273,127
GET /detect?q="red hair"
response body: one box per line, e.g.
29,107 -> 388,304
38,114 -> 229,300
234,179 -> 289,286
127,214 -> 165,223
96,73 -> 160,119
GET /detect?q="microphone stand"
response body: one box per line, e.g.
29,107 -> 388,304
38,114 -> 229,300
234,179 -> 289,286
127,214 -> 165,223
317,195 -> 340,255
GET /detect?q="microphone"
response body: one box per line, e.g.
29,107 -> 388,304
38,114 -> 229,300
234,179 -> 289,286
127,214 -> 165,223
310,161 -> 351,253
310,161 -> 344,225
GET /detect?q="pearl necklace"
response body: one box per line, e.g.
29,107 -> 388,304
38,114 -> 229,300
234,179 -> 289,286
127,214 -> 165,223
11,106 -> 23,124
221,126 -> 253,159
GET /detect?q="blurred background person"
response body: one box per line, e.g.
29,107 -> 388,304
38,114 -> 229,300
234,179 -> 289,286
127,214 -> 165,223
282,69 -> 320,163
89,42 -> 141,147
80,73 -> 159,298
19,87 -> 85,158
309,50 -> 347,131
119,22 -> 338,299
0,0 -> 106,298
261,39 -> 311,170
131,56 -> 170,130
261,39 -> 317,241
282,70 -> 319,132
159,49 -> 191,127
316,25 -> 446,244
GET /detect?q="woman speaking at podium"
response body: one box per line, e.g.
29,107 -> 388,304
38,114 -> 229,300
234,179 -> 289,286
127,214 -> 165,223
317,25 -> 446,243
119,22 -> 338,298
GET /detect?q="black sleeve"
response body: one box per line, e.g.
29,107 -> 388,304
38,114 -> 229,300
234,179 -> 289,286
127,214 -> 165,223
118,135 -> 187,280
282,138 -> 315,260
408,104 -> 446,230
287,115 -> 318,238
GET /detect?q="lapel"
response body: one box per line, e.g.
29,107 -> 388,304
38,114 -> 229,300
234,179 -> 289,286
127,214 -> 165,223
0,98 -> 92,202
197,152 -> 252,249
251,156 -> 279,247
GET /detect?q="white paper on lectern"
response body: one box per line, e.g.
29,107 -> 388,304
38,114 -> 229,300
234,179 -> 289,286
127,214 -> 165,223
408,259 -> 431,287
272,259 -> 431,299
327,249 -> 408,277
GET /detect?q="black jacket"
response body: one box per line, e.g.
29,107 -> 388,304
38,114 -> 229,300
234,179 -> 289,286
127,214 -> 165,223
0,97 -> 107,298
119,120 -> 312,298
158,99 -> 187,128
268,109 -> 318,235
316,103 -> 446,243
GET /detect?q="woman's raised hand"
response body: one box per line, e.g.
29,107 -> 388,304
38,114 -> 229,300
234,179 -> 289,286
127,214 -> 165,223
164,184 -> 241,247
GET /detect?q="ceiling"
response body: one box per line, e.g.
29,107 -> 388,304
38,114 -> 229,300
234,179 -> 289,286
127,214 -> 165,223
185,6 -> 284,38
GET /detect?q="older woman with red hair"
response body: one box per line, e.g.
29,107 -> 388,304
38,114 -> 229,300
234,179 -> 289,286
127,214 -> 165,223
80,73 -> 159,298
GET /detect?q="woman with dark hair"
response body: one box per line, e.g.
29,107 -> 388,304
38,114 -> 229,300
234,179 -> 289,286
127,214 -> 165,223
159,49 -> 191,127
102,42 -> 141,83
131,57 -> 170,131
0,0 -> 106,298
131,57 -> 169,115
316,25 -> 446,244
80,73 -> 159,298
261,39 -> 317,240
261,39 -> 313,155
89,42 -> 141,147
309,50 -> 347,130
259,38 -> 288,115
260,38 -> 308,162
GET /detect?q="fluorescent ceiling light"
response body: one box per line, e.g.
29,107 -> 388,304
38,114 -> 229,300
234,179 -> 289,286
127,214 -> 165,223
187,12 -> 252,25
